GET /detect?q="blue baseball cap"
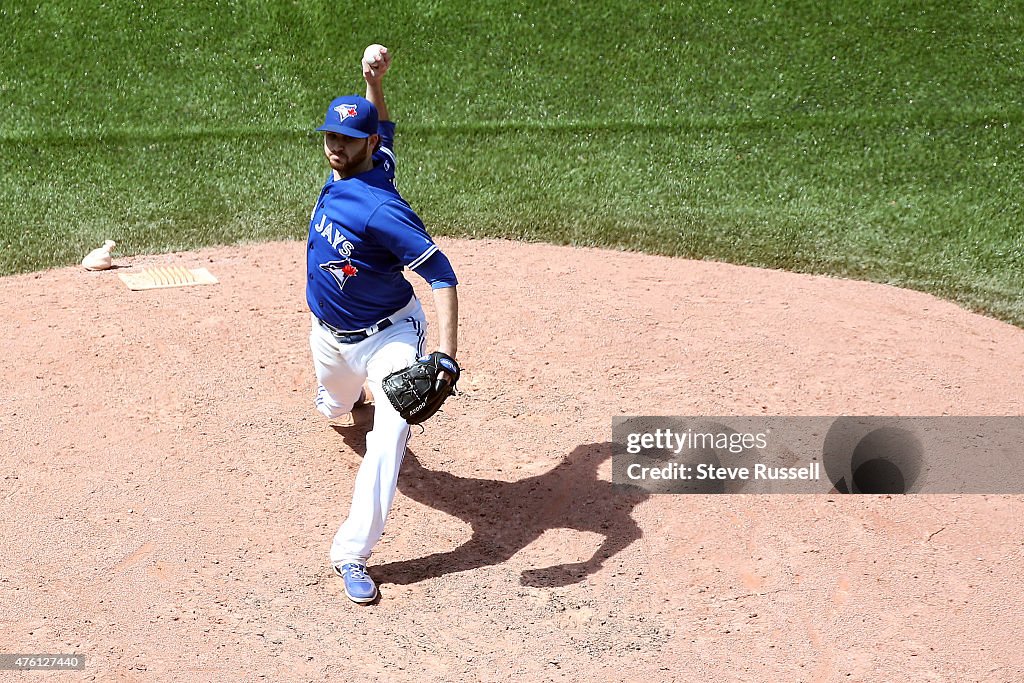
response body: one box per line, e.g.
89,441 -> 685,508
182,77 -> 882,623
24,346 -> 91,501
316,95 -> 378,138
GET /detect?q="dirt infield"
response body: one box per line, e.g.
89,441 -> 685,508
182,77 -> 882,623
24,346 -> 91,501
2,238 -> 1023,682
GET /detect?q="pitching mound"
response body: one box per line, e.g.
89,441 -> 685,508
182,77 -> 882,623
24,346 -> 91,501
2,239 -> 1022,681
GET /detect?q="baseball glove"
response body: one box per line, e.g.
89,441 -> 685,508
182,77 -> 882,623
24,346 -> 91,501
381,352 -> 460,425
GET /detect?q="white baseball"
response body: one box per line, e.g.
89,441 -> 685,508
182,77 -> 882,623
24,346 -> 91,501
363,44 -> 388,70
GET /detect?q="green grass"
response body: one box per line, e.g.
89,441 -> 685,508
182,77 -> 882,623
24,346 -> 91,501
2,1 -> 1022,324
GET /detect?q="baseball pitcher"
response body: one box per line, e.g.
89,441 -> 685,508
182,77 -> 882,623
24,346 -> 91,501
306,44 -> 460,604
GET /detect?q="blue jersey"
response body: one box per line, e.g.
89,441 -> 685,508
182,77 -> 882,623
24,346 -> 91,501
306,120 -> 457,330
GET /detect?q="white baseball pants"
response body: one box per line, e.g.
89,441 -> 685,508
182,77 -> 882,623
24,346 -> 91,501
309,296 -> 427,567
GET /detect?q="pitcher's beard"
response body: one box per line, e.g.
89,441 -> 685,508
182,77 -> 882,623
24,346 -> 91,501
327,146 -> 372,178
328,155 -> 346,174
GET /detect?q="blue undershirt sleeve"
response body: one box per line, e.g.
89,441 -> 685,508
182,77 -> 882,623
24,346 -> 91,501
377,120 -> 396,152
413,250 -> 459,289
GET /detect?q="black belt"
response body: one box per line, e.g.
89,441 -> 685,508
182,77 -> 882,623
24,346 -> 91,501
318,316 -> 394,344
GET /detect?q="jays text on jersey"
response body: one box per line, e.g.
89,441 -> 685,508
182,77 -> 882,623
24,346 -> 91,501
306,119 -> 457,331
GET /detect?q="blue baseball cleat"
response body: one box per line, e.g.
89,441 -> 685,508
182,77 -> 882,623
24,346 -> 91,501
334,563 -> 378,604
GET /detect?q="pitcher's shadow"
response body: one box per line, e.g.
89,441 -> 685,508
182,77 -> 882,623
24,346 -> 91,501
332,412 -> 648,588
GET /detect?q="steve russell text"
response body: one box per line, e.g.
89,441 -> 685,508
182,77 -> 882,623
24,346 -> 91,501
626,462 -> 821,481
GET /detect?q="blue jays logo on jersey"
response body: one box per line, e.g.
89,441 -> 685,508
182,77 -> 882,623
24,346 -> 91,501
320,260 -> 359,291
333,103 -> 359,122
